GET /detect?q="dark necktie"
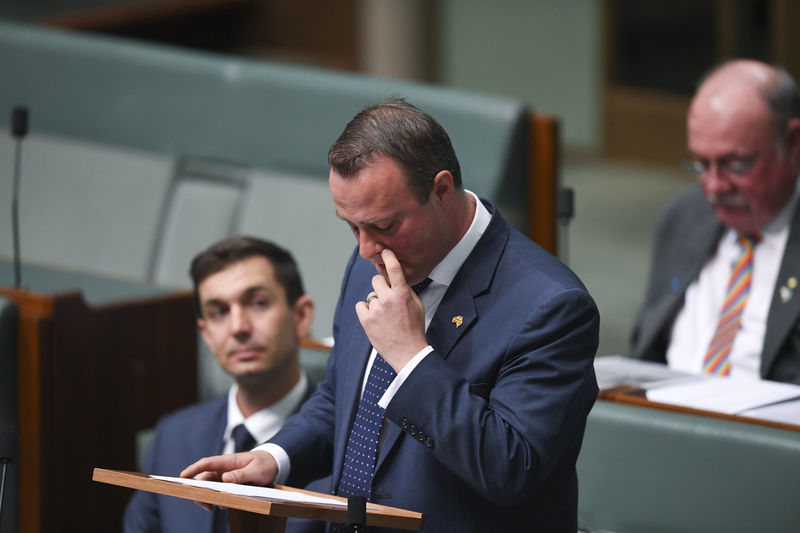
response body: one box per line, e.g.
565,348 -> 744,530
232,423 -> 256,453
213,423 -> 257,533
411,277 -> 433,295
335,278 -> 433,500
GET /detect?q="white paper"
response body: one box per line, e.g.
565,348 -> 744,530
594,355 -> 698,391
739,398 -> 800,426
645,376 -> 800,415
150,475 -> 346,507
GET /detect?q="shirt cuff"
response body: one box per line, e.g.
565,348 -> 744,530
255,443 -> 291,484
378,345 -> 434,409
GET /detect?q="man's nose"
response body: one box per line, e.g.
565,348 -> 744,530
230,306 -> 251,337
358,229 -> 384,261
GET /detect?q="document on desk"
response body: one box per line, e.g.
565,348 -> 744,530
740,397 -> 800,425
645,377 -> 800,415
594,355 -> 698,390
150,475 -> 347,507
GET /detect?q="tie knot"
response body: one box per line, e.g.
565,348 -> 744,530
232,423 -> 256,453
412,278 -> 432,295
738,233 -> 761,250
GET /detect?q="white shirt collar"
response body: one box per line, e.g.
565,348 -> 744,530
225,372 -> 308,444
426,190 -> 491,288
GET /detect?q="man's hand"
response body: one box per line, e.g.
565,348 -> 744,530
181,450 -> 278,485
356,249 -> 428,371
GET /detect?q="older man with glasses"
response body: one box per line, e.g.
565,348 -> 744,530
631,59 -> 800,383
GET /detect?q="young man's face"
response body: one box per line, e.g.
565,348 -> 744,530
197,256 -> 309,384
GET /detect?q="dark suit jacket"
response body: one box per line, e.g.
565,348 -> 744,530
270,200 -> 600,532
631,184 -> 800,383
123,383 -> 320,533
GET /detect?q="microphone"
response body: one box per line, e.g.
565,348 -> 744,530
556,186 -> 575,265
10,106 -> 28,289
11,108 -> 28,138
347,495 -> 367,532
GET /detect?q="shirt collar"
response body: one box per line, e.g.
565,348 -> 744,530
225,372 -> 309,443
427,190 -> 491,288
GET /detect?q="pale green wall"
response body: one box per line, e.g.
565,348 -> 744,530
437,0 -> 602,150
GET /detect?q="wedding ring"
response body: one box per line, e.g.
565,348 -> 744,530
366,293 -> 378,304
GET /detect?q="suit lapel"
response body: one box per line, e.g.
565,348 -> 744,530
762,204 -> 800,377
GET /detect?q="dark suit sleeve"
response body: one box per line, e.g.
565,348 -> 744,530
386,286 -> 598,505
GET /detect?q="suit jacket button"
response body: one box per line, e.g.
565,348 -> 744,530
425,437 -> 434,448
401,418 -> 410,429
408,425 -> 418,436
416,431 -> 426,442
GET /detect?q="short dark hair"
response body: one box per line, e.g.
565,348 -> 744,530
189,236 -> 305,318
328,96 -> 462,204
762,66 -> 800,141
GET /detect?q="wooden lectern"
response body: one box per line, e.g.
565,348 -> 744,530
93,468 -> 424,532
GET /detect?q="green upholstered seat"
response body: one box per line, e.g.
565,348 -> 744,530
578,400 -> 800,533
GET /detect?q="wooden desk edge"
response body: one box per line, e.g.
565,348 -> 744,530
93,469 -> 423,530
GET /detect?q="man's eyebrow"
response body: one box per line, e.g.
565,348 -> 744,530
201,285 -> 270,307
334,211 -> 397,226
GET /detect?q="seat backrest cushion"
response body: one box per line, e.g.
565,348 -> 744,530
578,400 -> 800,533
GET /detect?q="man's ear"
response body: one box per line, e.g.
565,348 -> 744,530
430,170 -> 454,205
293,295 -> 315,339
786,117 -> 800,167
197,317 -> 212,348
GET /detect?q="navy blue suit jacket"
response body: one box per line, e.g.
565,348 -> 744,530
271,200 -> 599,532
123,386 -> 321,533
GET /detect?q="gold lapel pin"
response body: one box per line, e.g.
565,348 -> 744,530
451,316 -> 463,328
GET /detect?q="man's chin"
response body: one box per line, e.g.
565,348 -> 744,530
232,367 -> 271,385
715,210 -> 759,235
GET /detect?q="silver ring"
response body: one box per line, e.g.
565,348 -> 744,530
366,293 -> 378,304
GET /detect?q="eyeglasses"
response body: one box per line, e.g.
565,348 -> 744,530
683,154 -> 759,180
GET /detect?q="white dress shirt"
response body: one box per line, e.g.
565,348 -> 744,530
667,183 -> 799,379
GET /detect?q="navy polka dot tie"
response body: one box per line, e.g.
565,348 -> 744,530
336,353 -> 396,500
332,279 -> 432,531
337,279 -> 431,501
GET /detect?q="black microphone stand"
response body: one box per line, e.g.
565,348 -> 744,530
0,431 -> 16,531
347,495 -> 367,532
10,106 -> 28,289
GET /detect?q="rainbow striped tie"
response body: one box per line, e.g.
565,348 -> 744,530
702,233 -> 760,375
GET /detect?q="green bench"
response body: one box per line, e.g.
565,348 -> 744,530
578,400 -> 800,532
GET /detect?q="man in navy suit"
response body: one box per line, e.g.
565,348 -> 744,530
182,98 -> 600,532
632,60 -> 800,383
124,236 -> 319,532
